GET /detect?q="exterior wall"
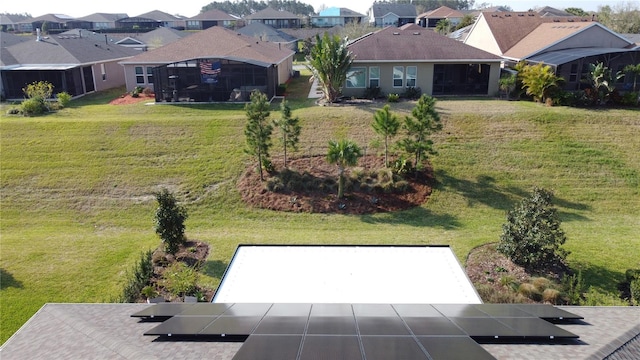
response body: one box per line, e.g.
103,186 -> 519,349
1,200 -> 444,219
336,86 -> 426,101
544,26 -> 631,53
379,14 -> 400,27
464,15 -> 502,56
277,54 -> 294,85
342,61 -> 501,98
122,63 -> 157,92
93,60 -> 129,92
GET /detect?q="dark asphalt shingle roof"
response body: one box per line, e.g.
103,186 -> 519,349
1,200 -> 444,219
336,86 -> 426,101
348,26 -> 502,62
370,3 -> 417,18
245,7 -> 299,20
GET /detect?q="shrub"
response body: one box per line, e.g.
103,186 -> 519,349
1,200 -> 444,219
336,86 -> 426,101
496,187 -> 569,271
562,270 -> 584,305
581,287 -> 629,306
161,262 -> 198,298
631,279 -> 640,305
142,87 -> 154,96
276,83 -> 287,96
20,97 -> 47,116
387,93 -> 400,103
364,86 -> 381,99
518,282 -> 542,301
119,250 -> 154,303
154,188 -> 188,254
402,86 -> 421,100
542,288 -> 561,304
56,92 -> 72,108
531,277 -> 551,292
620,92 -> 639,107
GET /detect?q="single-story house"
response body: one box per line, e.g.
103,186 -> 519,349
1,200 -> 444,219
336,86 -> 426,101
0,14 -> 30,32
75,13 -> 129,30
416,6 -> 465,29
115,27 -> 189,51
135,10 -> 186,30
0,30 -> 140,100
186,9 -> 241,30
368,3 -> 417,27
119,26 -> 295,102
236,23 -> 298,52
310,7 -> 365,28
464,12 -> 640,91
343,25 -> 503,98
245,7 -> 301,29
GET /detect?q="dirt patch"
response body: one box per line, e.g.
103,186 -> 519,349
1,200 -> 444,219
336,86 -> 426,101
237,155 -> 433,214
109,93 -> 155,105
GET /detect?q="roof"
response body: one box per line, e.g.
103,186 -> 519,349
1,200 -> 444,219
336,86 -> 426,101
370,3 -> 417,18
135,10 -> 185,21
27,13 -> 76,23
280,26 -> 343,41
534,6 -> 574,17
0,303 -> 638,359
478,11 -> 595,54
417,6 -> 465,19
212,245 -> 481,304
77,13 -> 128,22
119,26 -> 294,67
0,32 -> 31,47
245,7 -> 299,20
527,48 -> 640,66
503,22 -> 596,59
137,27 -> 188,45
0,33 -> 140,68
236,23 -> 298,44
188,9 -> 239,21
0,14 -> 29,25
318,7 -> 364,17
348,26 -> 502,62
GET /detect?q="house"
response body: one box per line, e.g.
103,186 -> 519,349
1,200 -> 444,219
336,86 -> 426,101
464,12 -> 639,91
115,27 -> 189,51
0,30 -> 140,100
416,6 -> 465,29
186,9 -> 240,30
14,13 -> 90,34
245,7 -> 301,29
236,23 -> 298,52
533,6 -> 576,17
310,7 -> 365,28
342,26 -> 502,98
76,13 -> 129,30
119,26 -> 295,102
368,3 -> 417,27
135,10 -> 186,29
0,14 -> 30,32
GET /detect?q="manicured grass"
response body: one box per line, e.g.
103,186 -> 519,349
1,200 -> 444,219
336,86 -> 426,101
1,89 -> 639,344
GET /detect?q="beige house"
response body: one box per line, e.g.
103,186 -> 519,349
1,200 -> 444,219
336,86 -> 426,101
343,25 -> 502,98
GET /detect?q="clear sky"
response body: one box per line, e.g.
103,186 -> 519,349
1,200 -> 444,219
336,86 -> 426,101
0,0 -> 626,19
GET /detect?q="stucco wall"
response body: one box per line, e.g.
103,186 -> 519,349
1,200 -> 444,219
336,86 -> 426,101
93,60 -> 129,92
464,15 -> 502,56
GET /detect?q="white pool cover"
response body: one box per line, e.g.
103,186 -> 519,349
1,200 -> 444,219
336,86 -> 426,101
212,245 -> 481,304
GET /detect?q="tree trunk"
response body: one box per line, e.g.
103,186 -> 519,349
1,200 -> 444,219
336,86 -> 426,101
337,166 -> 345,198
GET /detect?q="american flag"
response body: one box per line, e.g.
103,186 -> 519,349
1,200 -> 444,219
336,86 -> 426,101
200,61 -> 221,75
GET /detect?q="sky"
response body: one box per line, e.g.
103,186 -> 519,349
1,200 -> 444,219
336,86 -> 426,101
0,0 -> 627,19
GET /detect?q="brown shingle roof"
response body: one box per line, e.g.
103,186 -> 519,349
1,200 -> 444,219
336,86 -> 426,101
481,11 -> 594,54
245,7 -> 298,20
417,6 -> 464,19
120,26 -> 293,66
503,22 -> 595,59
189,9 -> 238,21
348,26 -> 502,62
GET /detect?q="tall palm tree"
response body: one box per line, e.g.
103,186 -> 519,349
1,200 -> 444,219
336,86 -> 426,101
306,33 -> 354,103
327,139 -> 363,199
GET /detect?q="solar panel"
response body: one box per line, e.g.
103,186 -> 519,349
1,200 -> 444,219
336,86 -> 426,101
418,336 -> 496,360
253,316 -> 308,335
403,317 -> 467,336
137,302 -> 583,359
144,316 -> 215,336
298,335 -> 361,360
361,336 -> 429,360
307,316 -> 357,335
232,335 -> 302,360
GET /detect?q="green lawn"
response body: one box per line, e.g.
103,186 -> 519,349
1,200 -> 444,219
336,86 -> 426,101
1,88 -> 639,344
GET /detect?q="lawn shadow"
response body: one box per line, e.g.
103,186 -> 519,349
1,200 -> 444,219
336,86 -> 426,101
575,263 -> 626,294
435,169 -> 525,211
360,206 -> 461,229
0,268 -> 23,290
202,260 -> 229,279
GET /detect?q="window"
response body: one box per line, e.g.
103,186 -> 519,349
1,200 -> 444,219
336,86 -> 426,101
569,63 -> 579,82
346,67 -> 366,88
369,67 -> 380,88
406,66 -> 417,87
146,67 -> 154,84
101,64 -> 106,81
135,66 -> 144,85
393,66 -> 404,87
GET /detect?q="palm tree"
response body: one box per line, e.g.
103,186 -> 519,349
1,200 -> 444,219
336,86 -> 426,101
435,19 -> 451,35
326,139 -> 363,199
306,33 -> 354,103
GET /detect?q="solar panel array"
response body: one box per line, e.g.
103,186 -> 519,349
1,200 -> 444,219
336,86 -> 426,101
132,303 -> 582,360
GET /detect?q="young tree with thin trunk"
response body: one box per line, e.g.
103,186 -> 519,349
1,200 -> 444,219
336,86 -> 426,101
244,90 -> 272,181
327,139 -> 363,199
306,33 -> 353,103
372,104 -> 400,168
398,95 -> 442,172
273,100 -> 301,169
154,188 -> 188,255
